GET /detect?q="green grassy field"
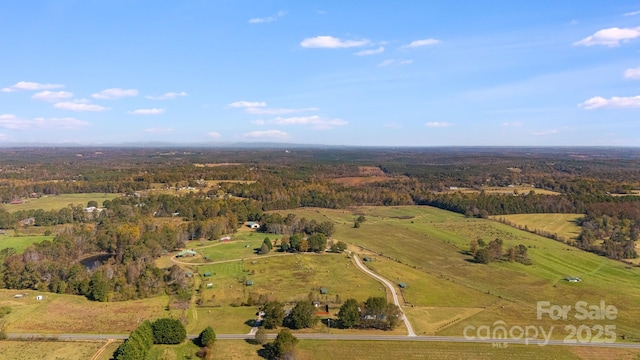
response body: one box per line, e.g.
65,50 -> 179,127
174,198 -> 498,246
496,213 -> 583,240
0,235 -> 54,253
193,254 -> 386,307
5,193 -> 120,212
277,206 -> 640,341
180,233 -> 283,263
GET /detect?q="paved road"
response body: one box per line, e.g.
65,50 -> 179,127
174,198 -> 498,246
7,332 -> 640,349
352,254 -> 416,336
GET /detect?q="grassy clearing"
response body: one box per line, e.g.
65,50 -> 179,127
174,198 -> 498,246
187,306 -> 256,334
147,342 -> 201,359
280,206 -> 640,341
193,254 -> 385,306
180,233 -> 283,263
0,340 -> 103,360
0,290 -> 170,334
496,213 -> 583,240
0,234 -> 54,253
5,193 -> 120,212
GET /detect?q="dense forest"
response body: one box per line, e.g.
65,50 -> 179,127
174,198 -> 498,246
1,146 -> 640,300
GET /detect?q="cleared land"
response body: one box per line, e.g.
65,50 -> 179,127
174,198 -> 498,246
442,186 -> 561,195
0,340 -> 103,360
0,235 -> 54,253
5,193 -> 119,212
0,290 -> 170,334
496,213 -> 583,240
193,254 -> 386,307
276,206 -> 640,341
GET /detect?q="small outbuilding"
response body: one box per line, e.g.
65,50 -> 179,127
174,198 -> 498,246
564,276 -> 582,283
362,257 -> 371,262
398,283 -> 407,289
220,236 -> 232,242
203,272 -> 212,277
36,295 -> 43,301
320,288 -> 328,294
246,279 -> 254,286
247,221 -> 260,229
206,283 -> 213,289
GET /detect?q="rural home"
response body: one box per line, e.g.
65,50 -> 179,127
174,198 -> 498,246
247,221 -> 260,229
176,249 -> 197,257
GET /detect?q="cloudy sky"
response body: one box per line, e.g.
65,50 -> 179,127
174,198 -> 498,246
1,1 -> 640,146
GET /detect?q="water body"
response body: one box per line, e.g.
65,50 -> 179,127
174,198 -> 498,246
80,254 -> 112,270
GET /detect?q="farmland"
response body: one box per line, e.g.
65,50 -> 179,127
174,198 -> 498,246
495,213 -> 583,241
5,193 -> 120,212
278,206 -> 640,340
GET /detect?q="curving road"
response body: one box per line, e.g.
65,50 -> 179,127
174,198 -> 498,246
352,254 -> 416,336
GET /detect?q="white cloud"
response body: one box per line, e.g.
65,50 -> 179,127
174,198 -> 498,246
354,46 -> 385,56
573,27 -> 640,46
579,95 -> 640,109
1,81 -> 64,93
54,102 -> 109,112
425,122 -> 453,128
625,67 -> 640,79
501,122 -> 524,127
300,36 -> 370,48
245,107 -> 319,115
402,38 -> 440,48
228,100 -> 267,108
145,91 -> 188,100
91,88 -> 139,99
144,127 -> 173,133
531,129 -> 558,136
249,10 -> 286,24
271,115 -> 347,129
624,10 -> 640,16
0,114 -> 89,129
207,132 -> 221,138
378,59 -> 413,67
32,91 -> 74,102
243,130 -> 289,139
128,108 -> 165,115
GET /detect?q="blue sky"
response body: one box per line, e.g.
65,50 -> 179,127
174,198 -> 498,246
1,1 -> 640,146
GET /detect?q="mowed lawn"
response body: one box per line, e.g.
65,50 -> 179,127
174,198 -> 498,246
0,235 -> 54,253
496,213 -> 583,240
0,290 -> 170,334
5,193 -> 120,212
281,206 -> 640,341
180,233 -> 283,263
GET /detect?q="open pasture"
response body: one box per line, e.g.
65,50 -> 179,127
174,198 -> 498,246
281,206 -> 640,340
0,290 -> 170,334
496,213 -> 583,240
194,254 -> 385,307
5,193 -> 120,212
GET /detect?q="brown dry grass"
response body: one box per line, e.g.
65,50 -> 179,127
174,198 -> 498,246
333,176 -> 395,186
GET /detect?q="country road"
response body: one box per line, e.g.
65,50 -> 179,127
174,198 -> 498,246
352,254 -> 417,336
7,332 -> 640,349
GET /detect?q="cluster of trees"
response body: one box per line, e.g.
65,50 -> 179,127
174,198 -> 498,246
0,221 -> 191,301
338,297 -> 402,330
576,202 -> 640,259
469,239 -> 530,265
279,233 -> 328,253
261,300 -> 319,330
114,318 -> 187,360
